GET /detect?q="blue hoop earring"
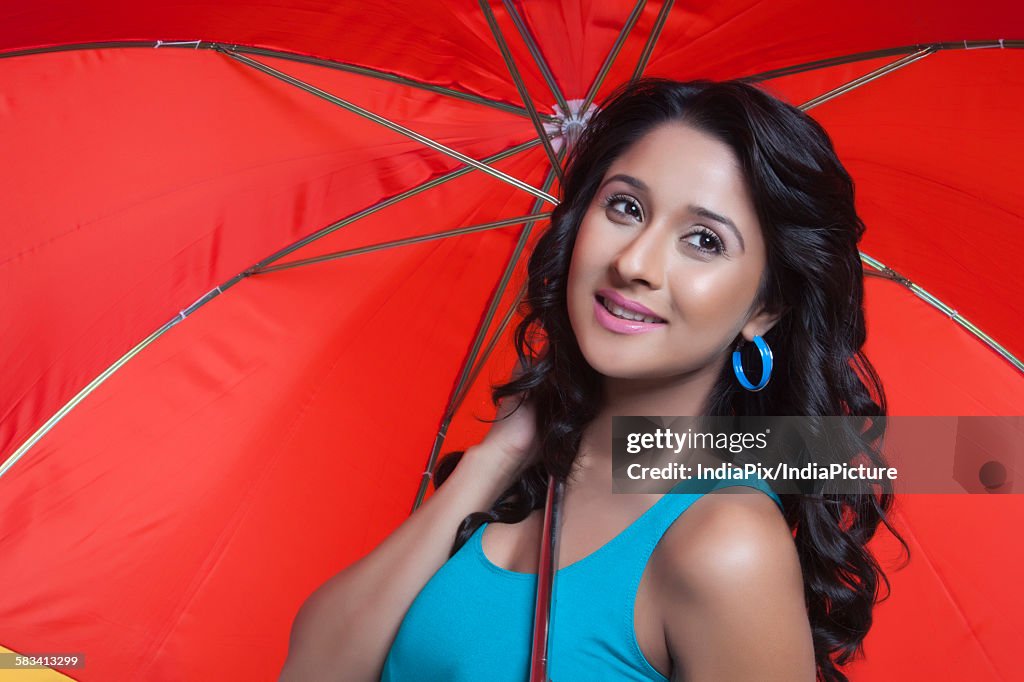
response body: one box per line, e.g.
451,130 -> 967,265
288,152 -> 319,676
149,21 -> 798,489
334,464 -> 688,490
732,335 -> 773,392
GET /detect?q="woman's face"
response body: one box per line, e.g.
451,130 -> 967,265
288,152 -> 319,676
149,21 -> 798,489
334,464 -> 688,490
566,121 -> 777,382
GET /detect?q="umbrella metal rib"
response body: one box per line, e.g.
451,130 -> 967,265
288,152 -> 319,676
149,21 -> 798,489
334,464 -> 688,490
0,40 -> 556,124
478,0 -> 565,183
0,311 -> 188,475
254,213 -> 552,274
581,0 -> 647,114
799,46 -> 936,111
446,148 -> 568,417
245,137 -> 545,274
454,279 -> 530,413
500,0 -> 572,115
631,0 -> 675,82
744,40 -> 1023,83
861,254 -> 1024,373
217,46 -> 559,207
217,43 -> 559,123
413,157 -> 563,513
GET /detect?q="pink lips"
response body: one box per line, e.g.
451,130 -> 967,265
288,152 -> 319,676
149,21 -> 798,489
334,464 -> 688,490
593,292 -> 666,335
596,289 -> 663,319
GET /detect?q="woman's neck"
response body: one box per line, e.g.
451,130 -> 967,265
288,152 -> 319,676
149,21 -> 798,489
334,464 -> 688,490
573,358 -> 723,483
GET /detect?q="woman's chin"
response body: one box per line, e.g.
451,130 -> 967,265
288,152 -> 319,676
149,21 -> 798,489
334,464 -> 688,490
579,348 -> 655,380
580,346 -> 697,384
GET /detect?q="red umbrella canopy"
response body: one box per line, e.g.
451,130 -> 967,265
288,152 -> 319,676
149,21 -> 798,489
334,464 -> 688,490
1,2 -> 1022,680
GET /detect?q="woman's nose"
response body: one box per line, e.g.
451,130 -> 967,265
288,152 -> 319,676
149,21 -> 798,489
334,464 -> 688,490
611,225 -> 666,289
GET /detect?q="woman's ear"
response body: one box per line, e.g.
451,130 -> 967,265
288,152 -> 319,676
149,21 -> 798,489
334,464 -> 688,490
740,303 -> 787,342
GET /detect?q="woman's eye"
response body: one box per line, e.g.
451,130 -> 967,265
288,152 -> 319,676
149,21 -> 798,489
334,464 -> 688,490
603,194 -> 642,221
682,228 -> 725,255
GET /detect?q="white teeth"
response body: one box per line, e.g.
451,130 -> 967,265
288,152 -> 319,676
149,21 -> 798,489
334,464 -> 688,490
601,297 -> 662,324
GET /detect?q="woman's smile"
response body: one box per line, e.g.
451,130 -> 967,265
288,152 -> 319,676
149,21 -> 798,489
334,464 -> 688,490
593,288 -> 668,334
593,294 -> 667,334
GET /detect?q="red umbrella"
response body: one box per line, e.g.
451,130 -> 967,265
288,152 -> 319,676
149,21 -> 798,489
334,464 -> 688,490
1,2 -> 1022,680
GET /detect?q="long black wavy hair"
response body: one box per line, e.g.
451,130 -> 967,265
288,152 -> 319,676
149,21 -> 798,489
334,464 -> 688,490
433,77 -> 909,682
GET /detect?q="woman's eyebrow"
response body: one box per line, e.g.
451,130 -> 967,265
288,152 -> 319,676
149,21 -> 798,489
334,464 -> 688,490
690,204 -> 745,252
601,173 -> 648,192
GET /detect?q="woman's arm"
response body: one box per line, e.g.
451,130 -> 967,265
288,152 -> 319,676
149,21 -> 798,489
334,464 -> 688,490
656,491 -> 816,682
278,443 -> 522,682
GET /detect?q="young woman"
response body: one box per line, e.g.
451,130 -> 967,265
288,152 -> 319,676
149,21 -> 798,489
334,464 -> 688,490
280,77 -> 908,682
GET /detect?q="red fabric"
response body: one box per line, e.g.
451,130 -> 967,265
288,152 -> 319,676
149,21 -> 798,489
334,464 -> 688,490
768,49 -> 1024,364
1,2 -> 1022,680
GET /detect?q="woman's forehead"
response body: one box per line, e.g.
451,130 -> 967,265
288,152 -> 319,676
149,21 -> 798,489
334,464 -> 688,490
604,123 -> 744,190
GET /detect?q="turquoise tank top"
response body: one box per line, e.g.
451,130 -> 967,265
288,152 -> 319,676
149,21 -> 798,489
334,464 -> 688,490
380,475 -> 782,681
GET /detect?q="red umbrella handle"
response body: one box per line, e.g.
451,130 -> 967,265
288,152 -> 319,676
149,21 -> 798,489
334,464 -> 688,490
528,473 -> 565,682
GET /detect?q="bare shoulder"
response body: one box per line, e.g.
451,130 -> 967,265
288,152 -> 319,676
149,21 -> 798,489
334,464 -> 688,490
656,487 -> 795,581
651,488 -> 816,681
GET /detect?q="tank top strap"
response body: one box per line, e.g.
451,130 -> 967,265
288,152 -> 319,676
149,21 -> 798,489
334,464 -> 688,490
644,471 -> 783,539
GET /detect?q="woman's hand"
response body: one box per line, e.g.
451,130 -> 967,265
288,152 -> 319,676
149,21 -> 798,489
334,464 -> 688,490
466,362 -> 541,486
